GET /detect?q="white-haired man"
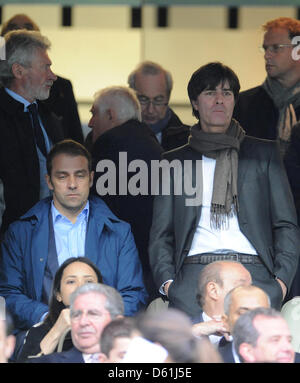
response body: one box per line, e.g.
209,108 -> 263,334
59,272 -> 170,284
30,283 -> 124,363
89,86 -> 163,303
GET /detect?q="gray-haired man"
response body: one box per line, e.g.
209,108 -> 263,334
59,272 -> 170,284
30,283 -> 124,363
0,29 -> 64,233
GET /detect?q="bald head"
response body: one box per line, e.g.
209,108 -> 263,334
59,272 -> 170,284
224,285 -> 270,332
197,261 -> 252,315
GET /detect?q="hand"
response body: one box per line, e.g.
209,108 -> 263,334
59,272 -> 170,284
53,308 -> 71,333
40,308 -> 71,355
164,281 -> 172,297
276,278 -> 287,299
192,316 -> 229,337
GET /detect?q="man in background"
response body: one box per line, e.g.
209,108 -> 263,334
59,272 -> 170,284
128,61 -> 190,151
233,17 -> 300,155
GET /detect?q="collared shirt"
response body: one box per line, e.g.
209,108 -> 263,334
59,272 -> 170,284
5,88 -> 52,200
188,155 -> 257,256
83,352 -> 100,363
51,200 -> 89,266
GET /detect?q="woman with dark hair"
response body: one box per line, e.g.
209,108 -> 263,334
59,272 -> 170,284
17,257 -> 102,362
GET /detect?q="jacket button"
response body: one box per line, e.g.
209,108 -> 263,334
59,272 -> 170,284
40,258 -> 43,262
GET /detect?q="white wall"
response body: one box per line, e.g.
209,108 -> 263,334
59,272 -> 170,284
1,4 -> 298,126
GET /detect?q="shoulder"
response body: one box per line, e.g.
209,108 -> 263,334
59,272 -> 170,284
29,347 -> 83,363
5,198 -> 51,236
163,144 -> 198,161
238,85 -> 268,100
89,195 -> 132,233
240,135 -> 278,154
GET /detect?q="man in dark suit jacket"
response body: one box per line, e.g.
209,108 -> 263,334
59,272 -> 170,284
128,61 -> 190,152
149,62 -> 300,318
192,260 -> 251,345
0,13 -> 83,144
232,307 -> 299,363
0,29 -> 64,233
30,283 -> 124,363
233,17 -> 300,152
89,86 -> 163,302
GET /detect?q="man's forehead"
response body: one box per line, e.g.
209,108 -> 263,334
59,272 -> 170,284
135,71 -> 168,96
52,154 -> 89,171
74,292 -> 106,307
203,80 -> 231,91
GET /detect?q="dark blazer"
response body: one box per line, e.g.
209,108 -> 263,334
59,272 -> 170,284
160,108 -> 190,152
149,135 -> 300,293
29,347 -> 84,363
91,119 -> 163,300
0,88 -> 64,232
45,76 -> 83,144
218,339 -> 235,363
233,85 -> 300,140
219,340 -> 300,363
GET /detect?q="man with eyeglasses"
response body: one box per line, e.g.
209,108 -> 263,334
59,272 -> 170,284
30,283 -> 124,363
128,61 -> 190,152
233,17 -> 300,155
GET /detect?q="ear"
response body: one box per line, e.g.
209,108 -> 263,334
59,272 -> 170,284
238,343 -> 255,363
45,174 -> 54,191
11,62 -> 27,80
191,99 -> 199,111
56,291 -> 62,302
206,281 -> 220,301
106,109 -> 114,121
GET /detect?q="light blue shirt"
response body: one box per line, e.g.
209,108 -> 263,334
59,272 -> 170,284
51,200 -> 89,266
5,88 -> 52,199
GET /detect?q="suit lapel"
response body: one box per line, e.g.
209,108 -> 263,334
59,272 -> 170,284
237,138 -> 252,195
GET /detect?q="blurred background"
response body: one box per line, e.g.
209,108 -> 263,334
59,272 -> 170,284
1,0 -> 299,136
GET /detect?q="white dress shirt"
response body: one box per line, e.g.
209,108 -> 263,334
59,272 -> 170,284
188,155 -> 257,256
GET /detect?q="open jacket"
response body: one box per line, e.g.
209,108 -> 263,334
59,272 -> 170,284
149,135 -> 300,292
0,195 -> 147,331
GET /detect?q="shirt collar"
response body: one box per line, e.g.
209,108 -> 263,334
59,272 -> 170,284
231,341 -> 241,363
51,200 -> 89,224
5,87 -> 35,111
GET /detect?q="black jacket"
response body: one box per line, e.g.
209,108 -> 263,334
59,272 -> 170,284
91,119 -> 163,300
160,108 -> 190,151
233,85 -> 300,140
0,88 -> 64,232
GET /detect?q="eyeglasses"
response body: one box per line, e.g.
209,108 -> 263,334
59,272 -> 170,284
70,309 -> 110,322
137,95 -> 168,107
259,44 -> 296,54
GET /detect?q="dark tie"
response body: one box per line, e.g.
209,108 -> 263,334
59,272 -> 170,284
28,103 -> 47,157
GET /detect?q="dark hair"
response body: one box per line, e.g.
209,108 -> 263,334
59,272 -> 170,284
187,62 -> 240,120
232,307 -> 282,362
45,257 -> 102,326
46,139 -> 92,176
100,317 -> 134,357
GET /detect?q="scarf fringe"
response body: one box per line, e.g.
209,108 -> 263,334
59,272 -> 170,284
210,196 -> 239,230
